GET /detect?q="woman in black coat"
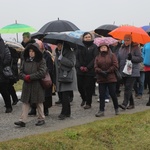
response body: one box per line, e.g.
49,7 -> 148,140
76,32 -> 98,109
0,37 -> 12,113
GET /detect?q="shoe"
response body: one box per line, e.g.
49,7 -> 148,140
5,108 -> 12,113
28,108 -> 36,116
55,100 -> 62,104
44,108 -> 49,116
118,104 -> 126,110
58,114 -> 66,120
35,120 -> 45,126
14,121 -> 26,127
115,109 -> 119,115
12,100 -> 19,105
95,111 -> 104,117
84,105 -> 91,109
105,99 -> 110,103
137,95 -> 142,99
146,102 -> 150,106
127,105 -> 135,109
80,101 -> 86,107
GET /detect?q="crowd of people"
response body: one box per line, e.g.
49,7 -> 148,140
0,31 -> 150,128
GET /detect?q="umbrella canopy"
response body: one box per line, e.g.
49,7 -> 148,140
43,33 -> 84,48
0,23 -> 36,33
39,20 -> 79,33
4,40 -> 24,51
94,24 -> 118,37
31,32 -> 46,39
141,25 -> 150,32
109,26 -> 150,44
94,37 -> 118,47
67,30 -> 85,38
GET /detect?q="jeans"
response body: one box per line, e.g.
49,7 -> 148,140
122,77 -> 136,106
134,72 -> 145,96
98,83 -> 118,111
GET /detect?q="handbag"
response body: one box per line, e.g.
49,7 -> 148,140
114,69 -> 122,81
123,59 -> 132,75
58,68 -> 73,83
3,66 -> 14,79
40,72 -> 52,89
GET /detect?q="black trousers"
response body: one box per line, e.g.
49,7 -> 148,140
99,82 -> 118,111
77,75 -> 95,106
58,91 -> 74,102
8,82 -> 18,102
0,82 -> 12,108
122,77 -> 136,106
60,91 -> 71,116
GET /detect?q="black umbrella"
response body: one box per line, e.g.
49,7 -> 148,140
39,19 -> 79,33
43,33 -> 84,48
94,24 -> 118,37
31,32 -> 46,40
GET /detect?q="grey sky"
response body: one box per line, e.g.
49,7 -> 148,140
0,0 -> 150,40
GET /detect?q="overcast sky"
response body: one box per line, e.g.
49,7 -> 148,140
0,0 -> 150,41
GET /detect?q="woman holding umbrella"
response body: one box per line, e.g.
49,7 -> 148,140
55,41 -> 77,120
118,34 -> 143,109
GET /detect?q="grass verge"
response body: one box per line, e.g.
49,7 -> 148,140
0,110 -> 150,150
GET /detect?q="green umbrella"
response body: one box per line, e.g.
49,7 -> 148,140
0,23 -> 36,33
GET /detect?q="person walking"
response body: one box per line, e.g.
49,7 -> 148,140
76,32 -> 98,109
55,41 -> 77,120
94,41 -> 119,117
118,34 -> 143,110
14,43 -> 47,127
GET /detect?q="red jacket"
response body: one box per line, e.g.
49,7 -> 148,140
94,50 -> 118,83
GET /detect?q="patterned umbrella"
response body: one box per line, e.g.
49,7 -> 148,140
94,37 -> 118,47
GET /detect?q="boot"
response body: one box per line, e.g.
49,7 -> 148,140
28,108 -> 36,116
14,121 -> 26,127
44,108 -> 49,116
146,97 -> 150,106
95,111 -> 104,117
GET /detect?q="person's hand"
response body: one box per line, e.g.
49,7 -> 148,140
127,53 -> 132,60
83,67 -> 88,72
80,66 -> 85,72
24,75 -> 31,82
100,71 -> 108,78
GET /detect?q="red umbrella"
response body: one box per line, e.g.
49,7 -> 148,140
109,26 -> 150,44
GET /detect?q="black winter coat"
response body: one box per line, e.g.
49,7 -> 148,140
76,43 -> 98,76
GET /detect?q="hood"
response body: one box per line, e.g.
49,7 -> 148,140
24,43 -> 43,62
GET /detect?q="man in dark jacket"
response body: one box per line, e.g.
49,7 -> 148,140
76,32 -> 98,109
0,36 -> 12,113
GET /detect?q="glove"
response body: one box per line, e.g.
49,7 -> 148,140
24,75 -> 31,82
83,67 -> 88,72
80,66 -> 85,72
127,53 -> 132,60
100,71 -> 108,78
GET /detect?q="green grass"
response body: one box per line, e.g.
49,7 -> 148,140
0,110 -> 150,150
14,80 -> 23,91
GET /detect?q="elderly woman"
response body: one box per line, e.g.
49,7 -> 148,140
94,41 -> 119,117
118,34 -> 143,109
14,43 -> 47,127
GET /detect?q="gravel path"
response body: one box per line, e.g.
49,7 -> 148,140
0,86 -> 150,142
